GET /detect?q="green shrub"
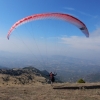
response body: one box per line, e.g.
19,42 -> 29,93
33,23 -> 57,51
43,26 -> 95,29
77,78 -> 85,83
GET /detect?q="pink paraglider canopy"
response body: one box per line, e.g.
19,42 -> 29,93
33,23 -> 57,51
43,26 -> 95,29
7,13 -> 89,39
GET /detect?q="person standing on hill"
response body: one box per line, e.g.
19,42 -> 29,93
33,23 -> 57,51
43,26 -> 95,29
49,72 -> 57,84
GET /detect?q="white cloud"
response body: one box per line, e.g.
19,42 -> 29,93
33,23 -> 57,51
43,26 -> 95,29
90,28 -> 100,37
1,27 -> 100,60
60,28 -> 100,60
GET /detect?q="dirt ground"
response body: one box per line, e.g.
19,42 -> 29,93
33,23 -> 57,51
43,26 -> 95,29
0,83 -> 100,100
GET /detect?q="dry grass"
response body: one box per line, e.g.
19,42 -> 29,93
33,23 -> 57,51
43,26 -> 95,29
0,73 -> 47,86
0,74 -> 100,100
0,83 -> 100,100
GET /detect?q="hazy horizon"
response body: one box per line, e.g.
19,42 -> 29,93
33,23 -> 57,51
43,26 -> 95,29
0,0 -> 100,69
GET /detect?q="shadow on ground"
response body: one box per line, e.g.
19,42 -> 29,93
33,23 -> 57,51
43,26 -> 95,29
53,85 -> 100,89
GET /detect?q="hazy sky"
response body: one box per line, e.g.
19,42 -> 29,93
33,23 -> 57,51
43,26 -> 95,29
0,0 -> 100,61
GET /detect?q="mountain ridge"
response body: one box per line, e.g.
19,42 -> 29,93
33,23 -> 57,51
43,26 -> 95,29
0,66 -> 61,85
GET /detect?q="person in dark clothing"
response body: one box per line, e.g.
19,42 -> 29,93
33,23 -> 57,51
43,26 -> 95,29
49,72 -> 57,84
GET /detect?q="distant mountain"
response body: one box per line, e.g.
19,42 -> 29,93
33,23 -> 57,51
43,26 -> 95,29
1,52 -> 100,83
0,66 -> 46,77
41,70 -> 49,75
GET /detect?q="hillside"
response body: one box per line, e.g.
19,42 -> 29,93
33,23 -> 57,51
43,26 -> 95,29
1,54 -> 100,83
0,66 -> 62,86
0,66 -> 100,100
0,66 -> 49,86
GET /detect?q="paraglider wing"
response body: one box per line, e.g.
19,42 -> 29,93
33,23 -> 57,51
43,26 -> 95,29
7,13 -> 89,39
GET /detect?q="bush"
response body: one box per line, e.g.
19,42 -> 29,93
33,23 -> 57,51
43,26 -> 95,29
2,76 -> 10,82
77,78 -> 85,83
